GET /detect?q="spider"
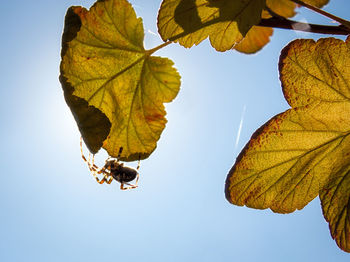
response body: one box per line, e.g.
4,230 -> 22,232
80,137 -> 140,190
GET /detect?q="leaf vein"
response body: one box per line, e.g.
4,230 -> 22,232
233,133 -> 350,203
288,51 -> 349,102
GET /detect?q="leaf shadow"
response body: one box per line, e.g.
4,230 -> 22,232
172,0 -> 252,41
60,7 -> 111,154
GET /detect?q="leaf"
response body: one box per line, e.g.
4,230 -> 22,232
234,9 -> 273,54
157,0 -> 266,52
60,75 -> 112,154
157,0 -> 329,54
237,0 -> 330,54
60,0 -> 181,160
234,26 -> 273,54
225,37 -> 350,252
320,167 -> 350,252
266,0 -> 329,18
60,9 -> 111,154
266,0 -> 296,18
303,0 -> 329,7
236,0 -> 330,54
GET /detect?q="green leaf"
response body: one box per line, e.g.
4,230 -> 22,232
60,0 -> 181,161
225,37 -> 350,252
157,0 -> 266,52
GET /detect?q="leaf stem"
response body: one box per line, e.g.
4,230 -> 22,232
290,0 -> 350,29
146,41 -> 173,55
258,17 -> 350,35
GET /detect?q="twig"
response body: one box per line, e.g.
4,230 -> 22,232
291,0 -> 350,29
259,17 -> 350,35
146,41 -> 172,55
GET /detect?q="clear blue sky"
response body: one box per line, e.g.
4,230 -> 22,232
1,0 -> 349,261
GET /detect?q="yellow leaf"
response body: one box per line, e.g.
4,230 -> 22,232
226,37 -> 350,210
225,37 -> 350,252
233,9 -> 274,54
266,0 -> 329,18
60,74 -> 112,154
234,26 -> 273,54
60,0 -> 180,160
320,167 -> 350,252
303,0 -> 329,7
266,0 -> 296,18
235,0 -> 330,54
157,0 -> 266,52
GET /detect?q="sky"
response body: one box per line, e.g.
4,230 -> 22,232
1,0 -> 349,261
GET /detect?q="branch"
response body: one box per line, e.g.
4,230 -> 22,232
258,17 -> 350,35
291,0 -> 350,29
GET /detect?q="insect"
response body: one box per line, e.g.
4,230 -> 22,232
80,137 -> 140,190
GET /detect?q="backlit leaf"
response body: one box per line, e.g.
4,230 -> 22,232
266,0 -> 329,18
266,0 -> 296,18
320,166 -> 350,252
238,0 -> 330,54
225,37 -> 350,252
234,26 -> 273,54
233,9 -> 274,54
234,6 -> 273,55
304,0 -> 329,7
60,0 -> 180,160
157,0 -> 266,51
